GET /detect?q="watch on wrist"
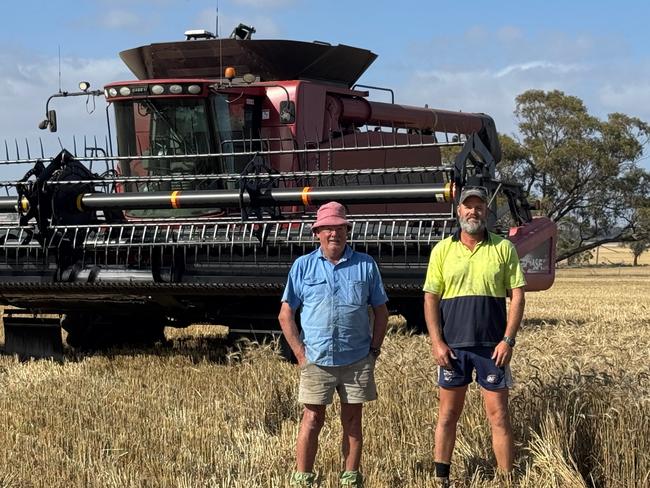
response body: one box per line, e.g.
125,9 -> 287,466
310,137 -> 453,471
502,336 -> 516,347
370,347 -> 381,357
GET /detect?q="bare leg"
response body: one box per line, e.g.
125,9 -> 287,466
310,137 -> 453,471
434,386 -> 468,463
340,402 -> 363,471
297,404 -> 327,472
481,387 -> 514,472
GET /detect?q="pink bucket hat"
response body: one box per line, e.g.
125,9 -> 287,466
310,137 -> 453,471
312,201 -> 351,231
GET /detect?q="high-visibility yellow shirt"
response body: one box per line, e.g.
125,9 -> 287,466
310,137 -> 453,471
423,230 -> 526,348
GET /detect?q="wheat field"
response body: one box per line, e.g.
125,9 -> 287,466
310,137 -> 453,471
0,266 -> 649,487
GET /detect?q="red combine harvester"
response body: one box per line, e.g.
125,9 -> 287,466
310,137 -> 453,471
0,26 -> 556,359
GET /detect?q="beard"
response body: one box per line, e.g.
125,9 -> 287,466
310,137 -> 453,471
459,215 -> 486,235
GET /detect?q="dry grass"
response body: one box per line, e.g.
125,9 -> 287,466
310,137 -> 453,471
0,267 -> 649,487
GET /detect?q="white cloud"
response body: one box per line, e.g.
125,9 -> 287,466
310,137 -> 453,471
495,61 -> 585,78
0,50 -> 130,177
401,60 -> 590,136
386,26 -> 650,143
397,56 -> 650,144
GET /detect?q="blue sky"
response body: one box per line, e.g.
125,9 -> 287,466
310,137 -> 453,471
1,0 -> 649,176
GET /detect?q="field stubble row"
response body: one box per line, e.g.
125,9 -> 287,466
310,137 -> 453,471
0,267 -> 649,487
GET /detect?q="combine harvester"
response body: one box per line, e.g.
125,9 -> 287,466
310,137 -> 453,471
0,25 -> 556,359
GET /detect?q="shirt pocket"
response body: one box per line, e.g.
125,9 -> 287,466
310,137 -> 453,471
347,280 -> 369,306
303,278 -> 328,302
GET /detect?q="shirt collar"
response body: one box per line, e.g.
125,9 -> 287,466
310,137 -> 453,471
452,228 -> 490,243
317,245 -> 353,262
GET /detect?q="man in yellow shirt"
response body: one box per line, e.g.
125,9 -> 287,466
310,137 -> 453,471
423,186 -> 526,486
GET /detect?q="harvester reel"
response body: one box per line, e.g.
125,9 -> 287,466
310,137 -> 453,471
50,159 -> 101,227
17,150 -> 102,241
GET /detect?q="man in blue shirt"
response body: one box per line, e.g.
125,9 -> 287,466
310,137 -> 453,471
279,201 -> 389,488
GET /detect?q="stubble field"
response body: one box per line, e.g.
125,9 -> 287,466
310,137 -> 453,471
0,265 -> 649,487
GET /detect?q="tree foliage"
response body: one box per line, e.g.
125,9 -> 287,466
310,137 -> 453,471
499,89 -> 650,262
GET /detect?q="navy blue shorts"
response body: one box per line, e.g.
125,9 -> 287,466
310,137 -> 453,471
437,346 -> 513,390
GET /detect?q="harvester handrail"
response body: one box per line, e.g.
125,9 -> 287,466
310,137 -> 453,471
0,138 -> 464,166
23,165 -> 453,187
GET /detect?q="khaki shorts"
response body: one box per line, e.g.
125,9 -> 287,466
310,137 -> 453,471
298,354 -> 377,405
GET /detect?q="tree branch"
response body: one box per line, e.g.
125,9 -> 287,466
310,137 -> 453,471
556,233 -> 638,262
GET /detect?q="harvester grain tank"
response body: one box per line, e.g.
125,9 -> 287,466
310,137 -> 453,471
0,26 -> 557,359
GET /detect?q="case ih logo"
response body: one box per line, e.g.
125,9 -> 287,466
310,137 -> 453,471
520,255 -> 549,273
520,242 -> 551,273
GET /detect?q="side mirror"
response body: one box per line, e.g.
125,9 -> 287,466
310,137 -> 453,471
47,110 -> 58,132
38,110 -> 58,132
279,101 -> 295,124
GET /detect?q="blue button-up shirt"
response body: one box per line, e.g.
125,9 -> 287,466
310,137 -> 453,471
281,245 -> 388,366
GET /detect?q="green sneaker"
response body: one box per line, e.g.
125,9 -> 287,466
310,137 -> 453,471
340,470 -> 363,487
290,471 -> 316,487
